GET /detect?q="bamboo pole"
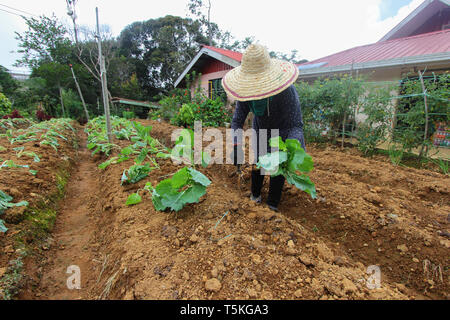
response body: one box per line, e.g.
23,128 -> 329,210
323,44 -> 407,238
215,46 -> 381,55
96,7 -> 112,143
418,69 -> 429,158
69,64 -> 89,121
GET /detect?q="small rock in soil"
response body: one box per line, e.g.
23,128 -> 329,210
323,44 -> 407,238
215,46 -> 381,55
342,278 -> 358,293
397,244 -> 408,253
247,288 -> 258,298
189,234 -> 199,243
294,289 -> 302,298
205,278 -> 221,292
298,255 -> 315,267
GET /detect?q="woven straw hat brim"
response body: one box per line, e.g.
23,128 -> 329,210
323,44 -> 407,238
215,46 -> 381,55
222,59 -> 299,102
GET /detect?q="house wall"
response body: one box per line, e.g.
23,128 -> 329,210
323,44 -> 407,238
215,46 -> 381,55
191,70 -> 235,103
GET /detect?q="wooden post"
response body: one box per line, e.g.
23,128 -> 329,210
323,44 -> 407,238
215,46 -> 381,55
69,64 -> 89,121
418,69 -> 429,158
58,84 -> 66,117
96,7 -> 112,143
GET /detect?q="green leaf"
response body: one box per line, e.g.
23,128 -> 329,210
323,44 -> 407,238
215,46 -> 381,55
285,139 -> 302,152
171,167 -> 189,189
179,183 -> 207,205
121,146 -> 134,156
269,137 -> 286,151
136,148 -> 149,164
257,151 -> 287,173
126,193 -> 142,206
156,152 -> 171,159
151,190 -> 166,211
287,149 -> 306,172
99,157 -> 118,170
87,143 -> 96,150
286,173 -> 317,199
29,170 -> 38,175
201,152 -> 211,168
0,219 -> 7,233
297,154 -> 314,173
188,168 -> 211,187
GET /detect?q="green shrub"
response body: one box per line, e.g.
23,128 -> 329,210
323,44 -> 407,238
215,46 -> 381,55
123,110 -> 135,119
0,92 -> 12,118
171,103 -> 195,127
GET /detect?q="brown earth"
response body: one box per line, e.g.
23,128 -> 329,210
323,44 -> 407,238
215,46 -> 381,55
0,121 -> 79,299
3,119 -> 449,300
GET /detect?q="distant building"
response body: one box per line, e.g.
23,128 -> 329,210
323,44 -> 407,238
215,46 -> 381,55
174,45 -> 242,101
7,71 -> 31,81
297,0 -> 450,82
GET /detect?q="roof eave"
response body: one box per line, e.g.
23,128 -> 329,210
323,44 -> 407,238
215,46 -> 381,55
297,52 -> 450,78
379,0 -> 449,42
174,47 -> 241,88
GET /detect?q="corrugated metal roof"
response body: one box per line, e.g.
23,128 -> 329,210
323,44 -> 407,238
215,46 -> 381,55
301,29 -> 450,69
202,45 -> 243,62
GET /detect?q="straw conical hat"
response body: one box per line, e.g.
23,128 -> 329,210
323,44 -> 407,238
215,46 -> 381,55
222,44 -> 299,102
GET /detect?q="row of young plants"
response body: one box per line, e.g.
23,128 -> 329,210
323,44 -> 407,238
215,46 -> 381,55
296,72 -> 449,169
0,118 -> 76,232
86,116 -> 318,213
0,118 -> 75,175
85,116 -> 213,212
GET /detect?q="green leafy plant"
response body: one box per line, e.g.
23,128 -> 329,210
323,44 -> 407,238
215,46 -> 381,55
122,110 -> 135,119
0,190 -> 28,232
121,163 -> 153,185
0,159 -> 29,169
257,137 -> 316,199
433,158 -> 449,175
171,128 -> 210,168
0,92 -> 12,118
172,103 -> 195,127
388,144 -> 404,166
146,167 -> 211,212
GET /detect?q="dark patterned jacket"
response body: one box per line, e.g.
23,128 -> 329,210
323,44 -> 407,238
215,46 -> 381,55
231,85 -> 306,160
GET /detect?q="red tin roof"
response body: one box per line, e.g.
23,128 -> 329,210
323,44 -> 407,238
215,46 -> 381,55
301,29 -> 450,68
202,45 -> 243,62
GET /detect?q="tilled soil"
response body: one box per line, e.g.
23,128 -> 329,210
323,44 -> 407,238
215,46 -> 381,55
4,119 -> 449,300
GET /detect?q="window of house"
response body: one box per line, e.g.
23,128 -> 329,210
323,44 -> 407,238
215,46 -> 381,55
208,78 -> 226,100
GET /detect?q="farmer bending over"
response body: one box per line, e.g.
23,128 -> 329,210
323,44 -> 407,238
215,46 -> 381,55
222,44 -> 306,212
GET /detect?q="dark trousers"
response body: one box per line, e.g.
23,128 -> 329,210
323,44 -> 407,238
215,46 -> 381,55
251,169 -> 285,208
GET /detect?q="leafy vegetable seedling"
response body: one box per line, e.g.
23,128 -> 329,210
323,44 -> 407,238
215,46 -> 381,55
147,167 -> 211,212
121,163 -> 153,185
257,137 -> 317,199
0,190 -> 28,233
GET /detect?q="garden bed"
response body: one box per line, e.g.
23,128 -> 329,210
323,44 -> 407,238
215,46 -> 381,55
0,119 -> 79,299
57,119 -> 448,300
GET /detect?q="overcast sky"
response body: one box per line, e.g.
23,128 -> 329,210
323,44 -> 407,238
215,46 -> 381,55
0,0 -> 423,73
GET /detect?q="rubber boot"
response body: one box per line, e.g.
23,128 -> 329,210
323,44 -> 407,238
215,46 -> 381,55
267,175 -> 285,210
251,169 -> 264,199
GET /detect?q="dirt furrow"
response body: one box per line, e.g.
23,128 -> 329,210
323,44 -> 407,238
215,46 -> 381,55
22,131 -> 100,300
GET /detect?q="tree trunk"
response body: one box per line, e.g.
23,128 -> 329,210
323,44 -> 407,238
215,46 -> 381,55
58,84 -> 66,117
207,0 -> 212,46
70,66 -> 90,121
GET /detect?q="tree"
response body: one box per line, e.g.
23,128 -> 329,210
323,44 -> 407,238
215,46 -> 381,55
188,0 -> 213,46
0,66 -> 19,98
15,15 -> 73,116
119,15 -> 209,96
